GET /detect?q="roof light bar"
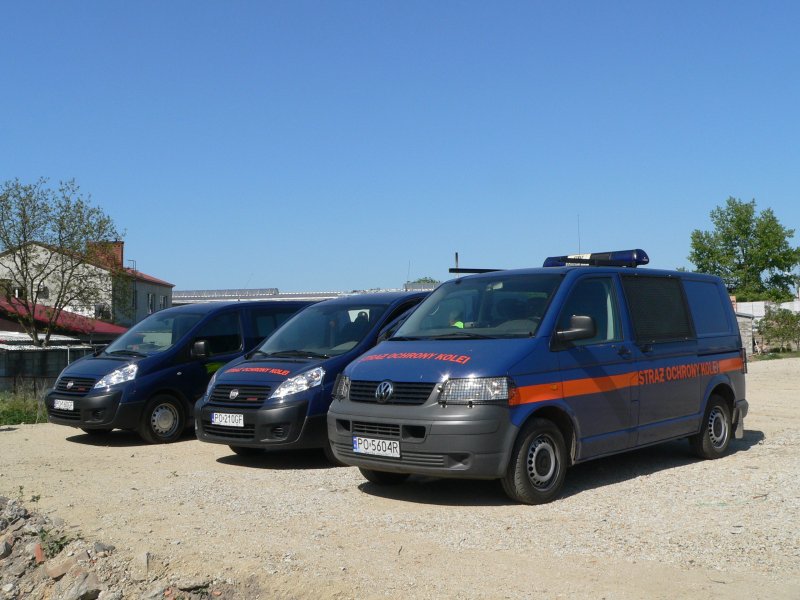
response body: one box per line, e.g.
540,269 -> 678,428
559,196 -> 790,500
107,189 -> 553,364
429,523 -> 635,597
542,249 -> 650,268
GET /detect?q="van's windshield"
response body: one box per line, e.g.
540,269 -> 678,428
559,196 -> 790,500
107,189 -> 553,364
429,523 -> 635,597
393,273 -> 562,339
103,312 -> 204,357
254,303 -> 389,358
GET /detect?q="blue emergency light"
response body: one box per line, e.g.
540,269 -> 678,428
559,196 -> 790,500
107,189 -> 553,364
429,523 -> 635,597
542,249 -> 650,268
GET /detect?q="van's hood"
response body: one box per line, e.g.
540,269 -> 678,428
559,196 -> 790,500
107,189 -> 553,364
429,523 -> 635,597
346,339 -> 534,382
58,353 -> 145,380
216,356 -> 326,385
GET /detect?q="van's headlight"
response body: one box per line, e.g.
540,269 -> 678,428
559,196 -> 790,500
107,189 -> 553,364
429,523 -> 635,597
271,367 -> 325,400
438,377 -> 509,405
333,374 -> 351,401
204,370 -> 219,398
94,364 -> 138,389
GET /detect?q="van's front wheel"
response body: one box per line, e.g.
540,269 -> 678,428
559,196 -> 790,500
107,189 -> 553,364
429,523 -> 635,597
689,395 -> 731,459
138,395 -> 185,444
502,419 -> 567,504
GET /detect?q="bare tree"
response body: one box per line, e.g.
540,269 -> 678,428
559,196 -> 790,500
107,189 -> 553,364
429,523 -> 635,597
0,178 -> 127,346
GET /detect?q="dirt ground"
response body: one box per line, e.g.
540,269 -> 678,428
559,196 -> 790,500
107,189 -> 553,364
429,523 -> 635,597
1,358 -> 799,599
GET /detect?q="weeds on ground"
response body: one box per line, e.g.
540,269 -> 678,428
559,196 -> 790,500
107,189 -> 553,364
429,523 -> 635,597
38,528 -> 75,558
0,388 -> 45,426
751,350 -> 800,361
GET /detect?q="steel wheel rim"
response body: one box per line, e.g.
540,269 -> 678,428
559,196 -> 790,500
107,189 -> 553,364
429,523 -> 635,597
707,406 -> 728,449
151,403 -> 179,437
526,435 -> 558,489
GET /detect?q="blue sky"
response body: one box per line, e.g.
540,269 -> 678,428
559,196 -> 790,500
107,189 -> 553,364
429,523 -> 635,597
2,1 -> 798,292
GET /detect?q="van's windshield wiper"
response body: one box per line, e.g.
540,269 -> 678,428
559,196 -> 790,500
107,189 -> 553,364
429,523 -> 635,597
428,332 -> 493,340
106,349 -> 147,357
265,349 -> 330,359
389,336 -> 425,341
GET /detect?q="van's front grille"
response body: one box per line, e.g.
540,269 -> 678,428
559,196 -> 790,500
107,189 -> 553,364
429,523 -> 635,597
55,377 -> 96,397
349,381 -> 435,405
352,422 -> 401,438
49,408 -> 81,421
202,421 -> 256,440
209,384 -> 272,407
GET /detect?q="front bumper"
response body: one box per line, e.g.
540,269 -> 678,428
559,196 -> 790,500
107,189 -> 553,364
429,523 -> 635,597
44,388 -> 144,430
195,400 -> 327,449
327,400 -> 518,479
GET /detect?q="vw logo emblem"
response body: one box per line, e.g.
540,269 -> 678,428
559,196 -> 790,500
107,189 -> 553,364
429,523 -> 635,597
66,381 -> 74,389
229,389 -> 239,400
375,380 -> 394,403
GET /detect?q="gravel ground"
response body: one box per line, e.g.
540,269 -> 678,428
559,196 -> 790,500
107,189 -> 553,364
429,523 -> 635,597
1,357 -> 798,599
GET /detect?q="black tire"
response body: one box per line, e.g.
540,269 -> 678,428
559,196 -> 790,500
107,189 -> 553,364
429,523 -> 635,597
358,467 -> 410,485
229,445 -> 264,457
81,428 -> 113,436
689,395 -> 732,459
138,395 -> 185,444
501,418 -> 567,505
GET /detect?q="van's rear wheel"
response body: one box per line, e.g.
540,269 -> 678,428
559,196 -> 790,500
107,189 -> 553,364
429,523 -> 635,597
138,395 -> 185,444
689,395 -> 731,459
502,419 -> 567,504
358,468 -> 409,485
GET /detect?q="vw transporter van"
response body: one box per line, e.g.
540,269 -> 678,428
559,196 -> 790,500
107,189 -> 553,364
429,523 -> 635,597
327,250 -> 748,504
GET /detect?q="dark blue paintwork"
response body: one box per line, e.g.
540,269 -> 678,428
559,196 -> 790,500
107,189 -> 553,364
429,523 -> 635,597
44,300 -> 312,438
194,291 -> 427,451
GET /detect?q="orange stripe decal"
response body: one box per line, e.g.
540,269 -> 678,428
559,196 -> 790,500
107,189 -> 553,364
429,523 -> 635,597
510,357 -> 741,407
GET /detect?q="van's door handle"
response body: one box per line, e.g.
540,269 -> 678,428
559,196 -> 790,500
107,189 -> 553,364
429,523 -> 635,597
617,346 -> 632,358
639,344 -> 654,354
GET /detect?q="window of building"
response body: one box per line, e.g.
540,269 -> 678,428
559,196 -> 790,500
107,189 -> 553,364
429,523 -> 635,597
147,293 -> 155,314
159,295 -> 168,310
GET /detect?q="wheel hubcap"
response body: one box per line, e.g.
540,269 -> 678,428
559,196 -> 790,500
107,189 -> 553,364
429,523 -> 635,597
526,435 -> 557,489
150,403 -> 178,437
707,407 -> 728,448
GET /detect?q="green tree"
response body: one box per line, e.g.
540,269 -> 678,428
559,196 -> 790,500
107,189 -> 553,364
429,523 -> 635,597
689,198 -> 800,301
0,178 -> 126,346
757,304 -> 800,351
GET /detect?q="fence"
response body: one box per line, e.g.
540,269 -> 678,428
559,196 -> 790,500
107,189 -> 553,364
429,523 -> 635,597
0,347 -> 93,393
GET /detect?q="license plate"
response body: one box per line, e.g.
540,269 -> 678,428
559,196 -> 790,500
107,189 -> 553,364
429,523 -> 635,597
211,412 -> 244,428
352,436 -> 400,458
54,399 -> 74,411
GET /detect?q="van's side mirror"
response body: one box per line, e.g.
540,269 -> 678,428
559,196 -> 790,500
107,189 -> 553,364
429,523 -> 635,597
554,315 -> 596,346
191,340 -> 210,359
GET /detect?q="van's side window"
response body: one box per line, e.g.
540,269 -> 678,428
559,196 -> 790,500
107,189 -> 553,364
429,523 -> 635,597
622,276 -> 694,342
557,277 -> 620,345
682,280 -> 733,336
195,312 -> 243,356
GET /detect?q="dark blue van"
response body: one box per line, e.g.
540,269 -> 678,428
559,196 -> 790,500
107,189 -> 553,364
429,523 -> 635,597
44,300 -> 312,443
328,250 -> 748,503
194,292 -> 426,459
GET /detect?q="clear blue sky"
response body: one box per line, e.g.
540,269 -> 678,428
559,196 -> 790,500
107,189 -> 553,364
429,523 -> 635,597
2,1 -> 798,292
